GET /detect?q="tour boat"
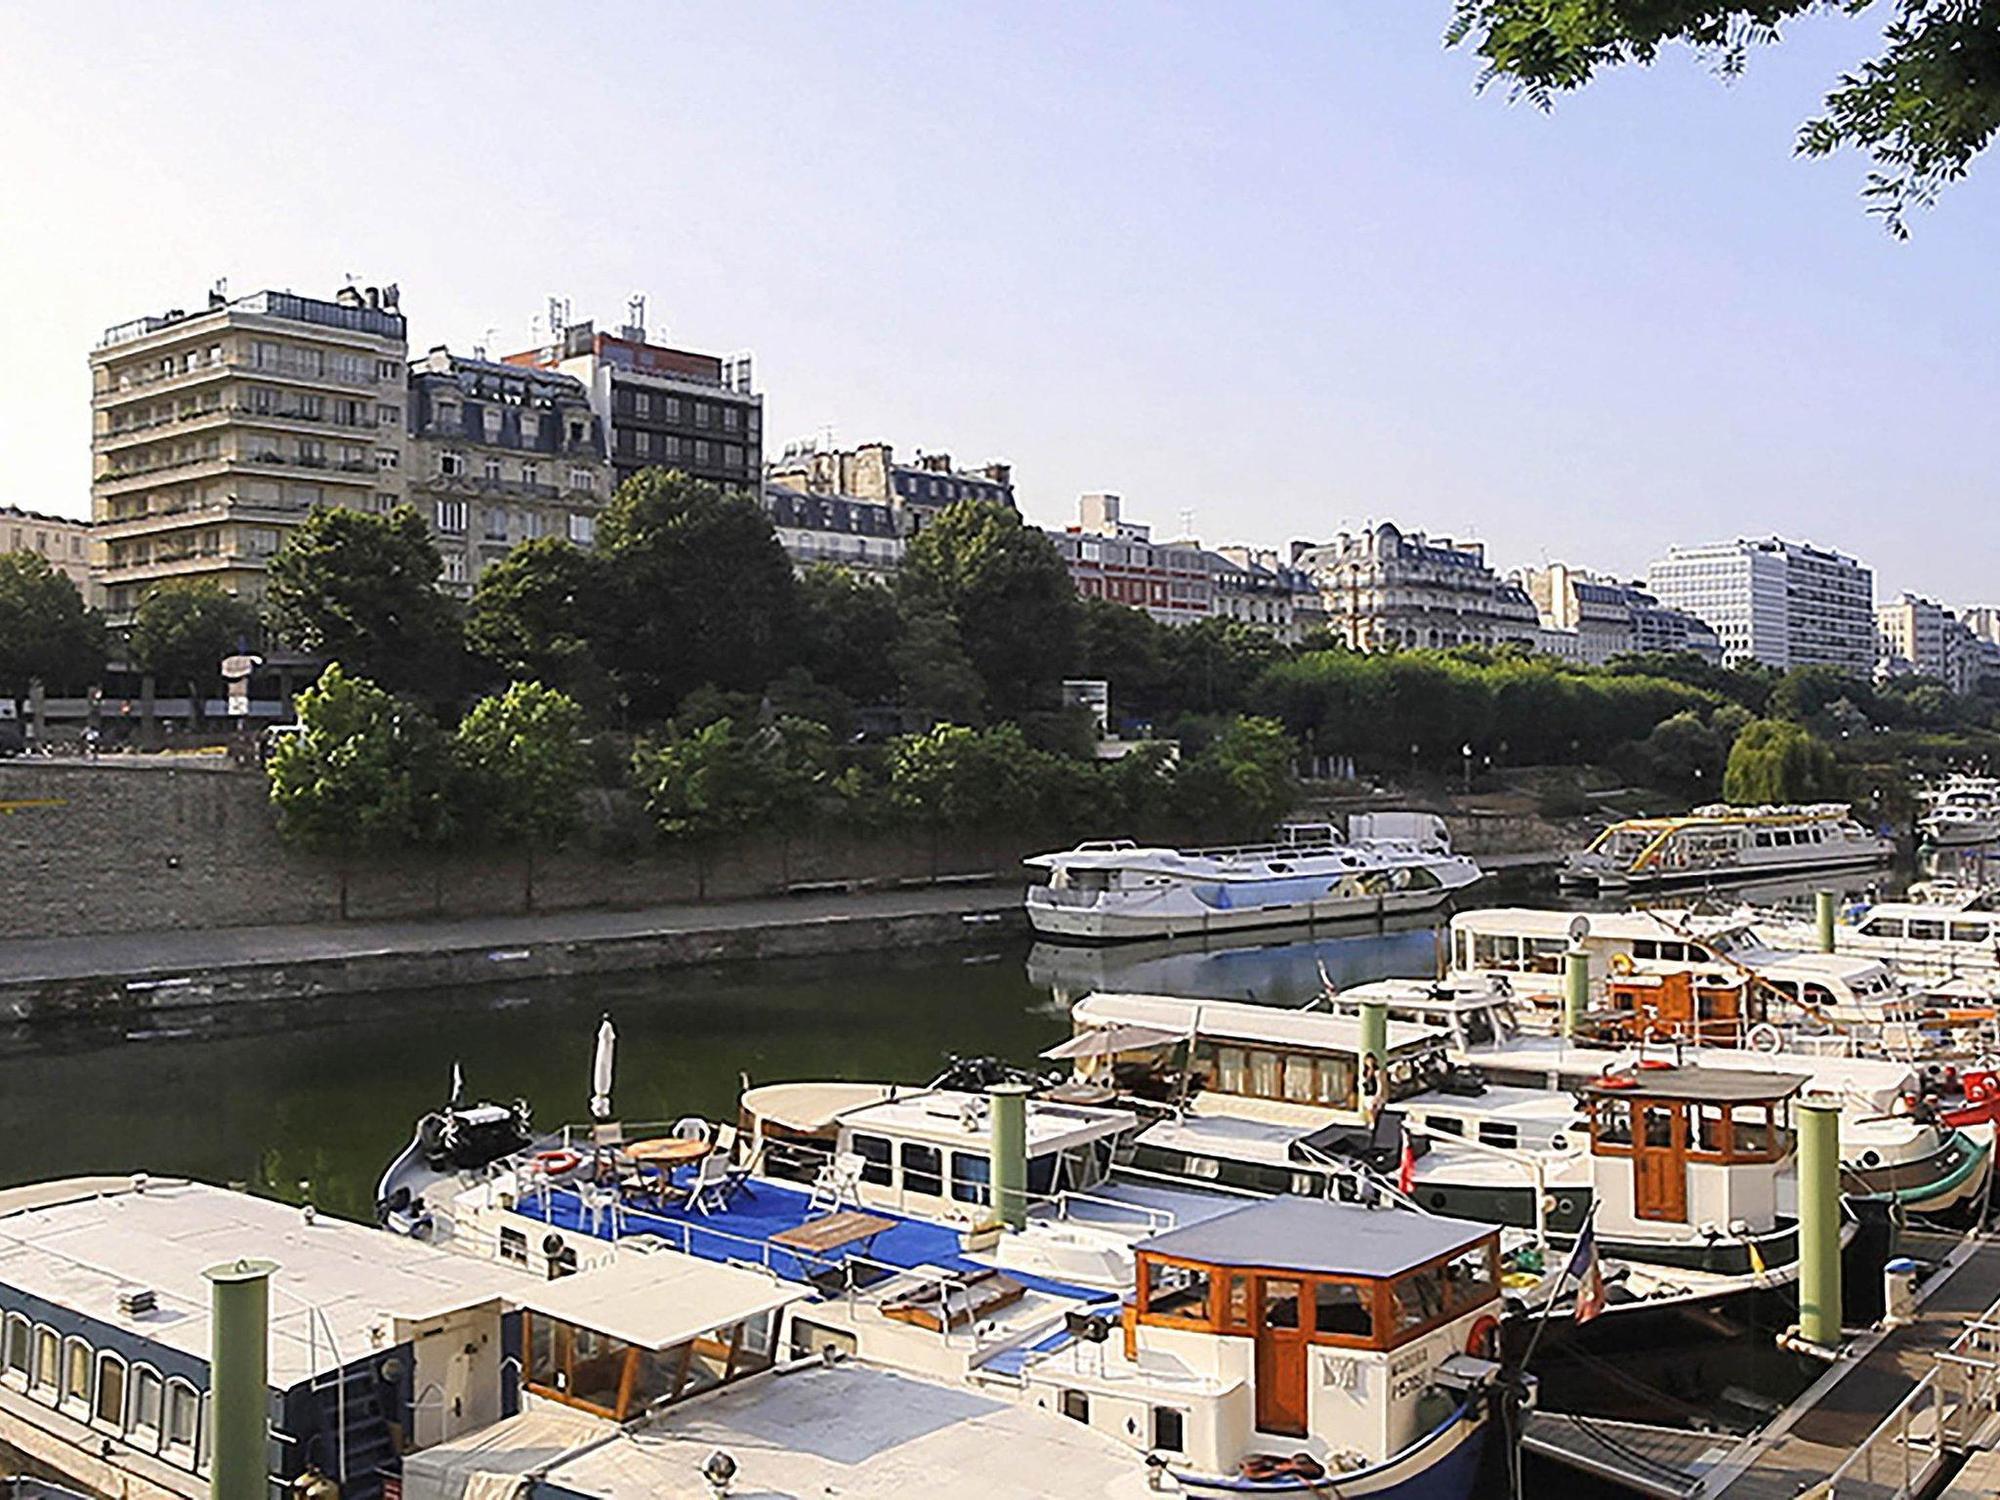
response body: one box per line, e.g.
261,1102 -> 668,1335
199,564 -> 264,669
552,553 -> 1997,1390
1025,819 -> 1482,941
1560,803 -> 1893,890
1919,775 -> 2000,847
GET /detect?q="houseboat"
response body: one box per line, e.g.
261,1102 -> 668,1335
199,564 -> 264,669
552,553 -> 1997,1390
1025,819 -> 1482,941
1560,803 -> 1893,890
1919,775 -> 2000,848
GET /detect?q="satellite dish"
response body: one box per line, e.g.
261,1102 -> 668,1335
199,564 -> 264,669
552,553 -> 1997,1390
1567,914 -> 1591,944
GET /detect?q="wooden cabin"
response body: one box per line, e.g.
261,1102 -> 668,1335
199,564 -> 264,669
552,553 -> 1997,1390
1587,969 -> 1760,1047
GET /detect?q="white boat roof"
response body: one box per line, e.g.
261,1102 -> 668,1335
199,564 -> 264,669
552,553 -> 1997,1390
1850,901 -> 1998,921
405,1365 -> 1157,1498
1138,1197 -> 1492,1278
1026,841 -> 1445,876
742,1080 -> 897,1133
0,1179 -> 531,1389
511,1246 -> 804,1351
1451,906 -> 1719,942
1073,991 -> 1446,1054
837,1089 -> 1137,1152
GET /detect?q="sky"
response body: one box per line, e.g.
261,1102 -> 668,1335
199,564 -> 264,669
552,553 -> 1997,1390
1,2 -> 1994,600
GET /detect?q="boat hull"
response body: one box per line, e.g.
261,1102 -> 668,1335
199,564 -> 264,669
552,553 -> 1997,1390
1027,883 -> 1467,941
1559,844 -> 1892,890
1174,1400 -> 1487,1498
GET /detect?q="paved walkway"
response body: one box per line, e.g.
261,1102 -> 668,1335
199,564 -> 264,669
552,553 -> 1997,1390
0,882 -> 1023,986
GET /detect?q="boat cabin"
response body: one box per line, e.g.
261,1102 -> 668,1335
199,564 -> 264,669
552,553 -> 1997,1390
1582,1065 -> 1804,1239
1023,1197 -> 1500,1477
517,1250 -> 802,1423
1587,970 -> 1761,1047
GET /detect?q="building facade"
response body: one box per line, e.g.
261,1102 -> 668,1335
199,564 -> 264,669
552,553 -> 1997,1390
1520,562 -> 1722,665
1646,537 -> 1874,673
2,506 -> 93,596
762,484 -> 903,578
766,441 -> 1014,535
507,319 -> 760,495
404,348 -> 610,594
1293,523 -> 1540,652
1877,593 -> 1983,694
1047,493 -> 1211,625
90,284 -> 409,619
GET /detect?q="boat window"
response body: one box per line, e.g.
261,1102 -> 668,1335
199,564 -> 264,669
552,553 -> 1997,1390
1145,1260 -> 1213,1321
900,1142 -> 943,1197
129,1366 -> 163,1445
2,1314 -> 27,1384
1732,1105 -> 1775,1159
31,1327 -> 56,1396
1861,917 -> 1902,938
1282,1054 -> 1317,1104
1754,831 -> 1772,847
164,1379 -> 199,1456
627,1342 -> 688,1409
1443,1244 -> 1498,1314
1635,940 -> 1659,960
1314,1055 -> 1356,1108
852,1134 -> 893,1186
1641,1104 -> 1677,1149
1223,1272 -> 1252,1331
94,1353 -> 125,1427
499,1227 -> 528,1265
1693,1104 -> 1729,1157
1909,920 -> 1945,942
1427,1115 -> 1463,1136
1261,1279 -> 1302,1331
1027,1153 -> 1057,1197
1313,1280 -> 1374,1340
1526,938 -> 1566,974
1061,1389 -> 1090,1423
1213,1046 -> 1248,1094
62,1335 -> 90,1410
1951,923 -> 1988,944
576,1327 -> 633,1413
1248,1051 -> 1282,1098
1390,1266 -> 1447,1334
1804,985 -> 1836,1009
1477,1122 -> 1518,1149
1152,1406 -> 1187,1454
1472,932 -> 1522,968
1593,1099 -> 1633,1149
950,1151 -> 992,1206
1454,932 -> 1471,970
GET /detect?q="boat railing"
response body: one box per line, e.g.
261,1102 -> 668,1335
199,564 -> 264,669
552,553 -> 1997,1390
1034,1186 -> 1178,1234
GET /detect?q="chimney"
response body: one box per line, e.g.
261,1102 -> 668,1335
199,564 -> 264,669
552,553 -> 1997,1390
335,287 -> 364,309
979,462 -> 1012,488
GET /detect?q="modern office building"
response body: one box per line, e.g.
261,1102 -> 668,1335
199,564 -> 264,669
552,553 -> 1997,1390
2,506 -> 94,596
1293,522 -> 1540,652
766,441 -> 1014,535
1046,493 -> 1212,625
404,348 -> 610,595
506,316 -> 760,495
761,484 -> 904,578
1645,537 -> 1874,673
90,283 -> 409,620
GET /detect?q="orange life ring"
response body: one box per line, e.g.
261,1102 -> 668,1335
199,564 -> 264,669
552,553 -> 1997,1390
1467,1313 -> 1501,1359
530,1148 -> 584,1177
1637,1059 -> 1673,1071
1598,1075 -> 1637,1090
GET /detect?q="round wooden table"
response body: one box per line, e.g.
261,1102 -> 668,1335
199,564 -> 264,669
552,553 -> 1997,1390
626,1136 -> 710,1166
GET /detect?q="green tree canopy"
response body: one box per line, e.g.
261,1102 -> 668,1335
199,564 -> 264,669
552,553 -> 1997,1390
1074,598 -> 1171,722
265,505 -> 460,696
128,579 -> 260,717
1164,617 -> 1288,718
633,714 -> 833,851
452,680 -> 590,850
891,604 -> 988,726
0,552 -> 105,701
797,565 -> 904,706
1722,717 -> 1843,804
267,662 -> 455,865
464,539 -> 607,705
1446,2 -> 2000,235
885,722 -> 1039,832
1167,715 -> 1302,838
897,500 -> 1079,719
597,468 -> 803,722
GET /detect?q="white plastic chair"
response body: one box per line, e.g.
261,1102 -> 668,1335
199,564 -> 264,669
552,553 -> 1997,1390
687,1152 -> 734,1215
809,1151 -> 867,1212
672,1116 -> 712,1143
577,1180 -> 622,1238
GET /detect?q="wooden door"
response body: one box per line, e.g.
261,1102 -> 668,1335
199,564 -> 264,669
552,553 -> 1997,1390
1253,1276 -> 1308,1437
1632,1101 -> 1688,1222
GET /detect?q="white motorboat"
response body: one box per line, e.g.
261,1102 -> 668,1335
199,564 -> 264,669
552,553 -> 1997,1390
1561,803 -> 1893,890
1919,775 -> 2000,847
1025,818 -> 1482,941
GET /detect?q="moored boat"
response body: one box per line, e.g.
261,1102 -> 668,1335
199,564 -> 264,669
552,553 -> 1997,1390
1560,803 -> 1893,890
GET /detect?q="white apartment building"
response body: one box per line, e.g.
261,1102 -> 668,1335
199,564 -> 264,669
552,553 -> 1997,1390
1520,562 -> 1722,665
91,284 -> 408,620
1877,593 -> 1983,694
2,506 -> 93,597
1645,537 -> 1874,673
1293,522 -> 1540,652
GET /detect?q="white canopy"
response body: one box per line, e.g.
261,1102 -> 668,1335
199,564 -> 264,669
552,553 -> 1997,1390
1041,1022 -> 1186,1060
514,1252 -> 804,1351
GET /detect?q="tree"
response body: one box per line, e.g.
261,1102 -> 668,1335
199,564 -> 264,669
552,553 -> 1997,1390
597,468 -> 802,722
898,500 -> 1079,719
1163,617 -> 1288,718
465,539 -> 607,706
631,714 -> 832,894
0,553 -> 104,703
453,681 -> 590,908
1722,717 -> 1843,804
127,580 -> 259,723
1446,2 -> 2000,235
1075,598 -> 1171,723
886,722 -> 1038,836
1167,715 -> 1301,838
797,566 -> 904,706
266,506 -> 460,696
266,663 -> 454,916
891,605 -> 988,726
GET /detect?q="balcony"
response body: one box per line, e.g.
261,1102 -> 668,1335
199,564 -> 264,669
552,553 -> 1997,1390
94,405 -> 232,451
97,357 -> 380,406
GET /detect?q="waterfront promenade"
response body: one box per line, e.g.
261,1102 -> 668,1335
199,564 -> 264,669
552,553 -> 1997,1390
0,883 -> 1025,1021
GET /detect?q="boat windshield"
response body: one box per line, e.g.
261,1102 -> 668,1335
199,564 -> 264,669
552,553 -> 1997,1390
1459,1003 -> 1518,1047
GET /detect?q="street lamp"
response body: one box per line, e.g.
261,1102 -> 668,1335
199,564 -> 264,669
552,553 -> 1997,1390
1461,743 -> 1473,794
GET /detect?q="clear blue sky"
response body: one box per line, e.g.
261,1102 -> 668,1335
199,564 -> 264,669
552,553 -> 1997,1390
2,3 -> 1993,599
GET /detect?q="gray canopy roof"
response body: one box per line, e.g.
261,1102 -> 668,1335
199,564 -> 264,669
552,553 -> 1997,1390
1135,1197 -> 1490,1279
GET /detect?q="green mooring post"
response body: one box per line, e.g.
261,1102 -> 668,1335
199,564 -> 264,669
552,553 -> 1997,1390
1798,1101 -> 1842,1349
1815,890 -> 1837,954
1564,946 -> 1589,1038
204,1257 -> 276,1500
1359,999 -> 1388,1121
989,1082 -> 1031,1231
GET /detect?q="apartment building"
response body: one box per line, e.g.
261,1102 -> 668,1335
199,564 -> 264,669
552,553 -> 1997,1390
90,284 -> 408,619
1293,523 -> 1540,651
766,441 -> 1014,535
1520,562 -> 1721,665
1046,493 -> 1212,625
1646,537 -> 1873,672
405,348 -> 609,595
2,506 -> 93,596
762,484 -> 904,578
506,318 -> 759,495
1877,593 -> 1983,695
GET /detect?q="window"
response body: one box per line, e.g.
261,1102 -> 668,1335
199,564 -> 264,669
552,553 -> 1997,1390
1441,1244 -> 1497,1314
1390,1266 -> 1446,1334
129,1366 -> 163,1445
434,500 -> 467,534
950,1150 -> 991,1206
1143,1260 -> 1212,1322
2,1314 -> 28,1384
1282,1054 -> 1316,1104
1061,1389 -> 1090,1424
500,1226 -> 529,1264
1951,923 -> 1988,944
1151,1406 -> 1186,1454
1314,1280 -> 1374,1340
32,1327 -> 56,1396
442,554 -> 467,585
1261,1278 -> 1302,1331
852,1134 -> 893,1186
484,458 -> 503,483
440,451 -> 465,478
376,449 -> 400,470
374,491 -> 399,513
377,403 -> 402,426
1247,1051 -> 1281,1099
164,1379 -> 200,1455
95,1353 -> 126,1427
569,468 -> 595,493
62,1336 -> 91,1412
900,1142 -> 943,1197
568,514 -> 595,546
521,464 -> 539,488
377,359 -> 400,381
1222,1273 -> 1252,1331
1212,1046 -> 1247,1094
1909,920 -> 1946,942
